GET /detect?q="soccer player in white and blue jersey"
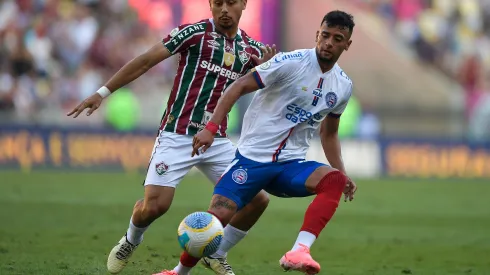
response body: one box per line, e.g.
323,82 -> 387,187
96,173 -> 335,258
155,10 -> 358,275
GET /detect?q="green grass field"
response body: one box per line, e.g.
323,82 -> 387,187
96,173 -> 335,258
1,171 -> 489,275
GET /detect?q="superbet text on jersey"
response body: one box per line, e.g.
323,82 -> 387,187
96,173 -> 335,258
160,18 -> 263,137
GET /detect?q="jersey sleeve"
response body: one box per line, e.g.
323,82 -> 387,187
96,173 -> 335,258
247,37 -> 264,59
250,53 -> 298,89
162,22 -> 206,55
328,82 -> 353,118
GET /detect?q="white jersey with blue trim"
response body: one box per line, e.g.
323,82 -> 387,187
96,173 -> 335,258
237,48 -> 353,163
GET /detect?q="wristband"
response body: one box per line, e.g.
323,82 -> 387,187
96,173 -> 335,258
96,86 -> 111,98
205,121 -> 219,135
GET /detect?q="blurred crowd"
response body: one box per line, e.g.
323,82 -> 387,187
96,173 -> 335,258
1,0 -> 489,139
356,0 -> 490,139
0,0 -> 174,123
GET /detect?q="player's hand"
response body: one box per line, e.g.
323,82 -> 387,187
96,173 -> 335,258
192,129 -> 215,157
343,177 -> 357,202
252,44 -> 277,65
67,93 -> 103,118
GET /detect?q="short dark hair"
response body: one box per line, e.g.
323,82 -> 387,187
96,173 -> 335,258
321,10 -> 355,34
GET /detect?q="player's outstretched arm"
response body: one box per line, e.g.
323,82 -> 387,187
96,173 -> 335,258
191,72 -> 260,157
67,43 -> 171,118
209,72 -> 260,128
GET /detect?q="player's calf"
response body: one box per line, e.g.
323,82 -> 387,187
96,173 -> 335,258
108,186 -> 176,274
228,190 -> 269,231
201,192 -> 268,275
280,167 -> 348,274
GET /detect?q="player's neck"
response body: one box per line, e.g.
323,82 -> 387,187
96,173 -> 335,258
215,25 -> 239,39
316,53 -> 336,73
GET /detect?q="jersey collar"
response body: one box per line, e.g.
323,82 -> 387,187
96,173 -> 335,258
209,18 -> 242,40
310,48 -> 335,75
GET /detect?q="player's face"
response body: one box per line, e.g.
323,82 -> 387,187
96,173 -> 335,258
210,0 -> 246,30
315,23 -> 352,63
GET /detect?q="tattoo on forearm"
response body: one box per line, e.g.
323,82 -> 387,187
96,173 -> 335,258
210,195 -> 236,211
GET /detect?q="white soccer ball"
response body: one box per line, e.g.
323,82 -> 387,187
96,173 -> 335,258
177,212 -> 224,258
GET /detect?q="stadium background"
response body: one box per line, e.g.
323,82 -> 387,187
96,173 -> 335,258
1,0 -> 489,274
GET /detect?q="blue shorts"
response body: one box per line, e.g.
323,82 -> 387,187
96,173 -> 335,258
214,150 -> 326,210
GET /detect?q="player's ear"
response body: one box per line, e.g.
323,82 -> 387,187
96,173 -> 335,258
209,0 -> 212,11
242,0 -> 247,9
315,30 -> 319,42
345,40 -> 352,51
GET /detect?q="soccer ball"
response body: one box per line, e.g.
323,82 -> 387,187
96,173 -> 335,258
177,212 -> 224,258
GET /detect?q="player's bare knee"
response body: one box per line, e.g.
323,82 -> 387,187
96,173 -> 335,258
208,195 -> 238,226
250,190 -> 270,210
142,197 -> 172,220
133,198 -> 144,210
141,185 -> 175,219
305,166 -> 339,193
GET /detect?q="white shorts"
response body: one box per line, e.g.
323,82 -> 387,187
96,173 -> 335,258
144,131 -> 236,188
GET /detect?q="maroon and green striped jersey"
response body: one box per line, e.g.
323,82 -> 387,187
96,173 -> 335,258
159,18 -> 264,137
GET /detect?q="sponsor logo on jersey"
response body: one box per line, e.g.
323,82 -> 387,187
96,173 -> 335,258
156,161 -> 169,175
200,60 -> 243,80
238,50 -> 250,64
232,168 -> 248,184
285,103 -> 323,124
237,41 -> 248,48
325,92 -> 338,108
340,70 -> 351,81
225,44 -> 234,53
312,88 -> 323,106
188,121 -> 205,130
170,24 -> 205,46
208,40 -> 220,50
312,88 -> 323,98
209,32 -> 221,39
273,52 -> 303,63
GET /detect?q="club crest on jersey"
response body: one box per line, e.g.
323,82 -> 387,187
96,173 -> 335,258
325,92 -> 338,108
209,32 -> 221,39
156,162 -> 169,175
232,168 -> 248,184
238,50 -> 250,64
224,52 -> 235,66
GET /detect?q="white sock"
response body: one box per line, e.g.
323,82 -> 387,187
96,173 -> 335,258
126,216 -> 148,245
173,263 -> 192,275
292,231 -> 317,251
211,225 -> 248,258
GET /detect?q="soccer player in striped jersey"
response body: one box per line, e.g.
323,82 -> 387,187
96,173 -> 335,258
67,1 -> 276,275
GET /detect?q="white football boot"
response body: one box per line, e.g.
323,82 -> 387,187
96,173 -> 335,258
201,256 -> 236,275
107,234 -> 139,274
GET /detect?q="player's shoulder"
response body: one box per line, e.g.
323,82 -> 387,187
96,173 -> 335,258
168,19 -> 208,38
239,29 -> 264,48
333,64 -> 353,92
273,49 -> 310,64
